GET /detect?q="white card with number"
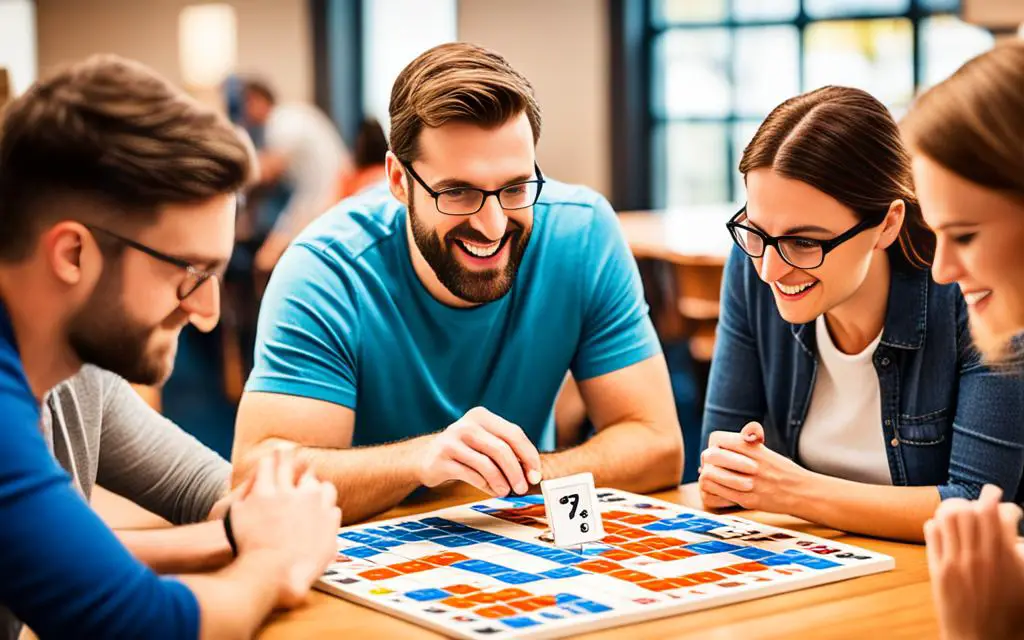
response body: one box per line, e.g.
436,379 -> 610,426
540,472 -> 605,547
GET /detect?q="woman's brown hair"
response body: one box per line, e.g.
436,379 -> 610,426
740,85 -> 934,270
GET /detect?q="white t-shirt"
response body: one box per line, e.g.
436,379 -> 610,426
797,315 -> 892,485
265,103 -> 351,236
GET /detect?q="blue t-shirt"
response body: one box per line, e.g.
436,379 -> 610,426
248,180 -> 660,449
0,303 -> 199,639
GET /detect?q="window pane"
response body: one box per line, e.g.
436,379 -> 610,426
805,0 -> 910,19
919,0 -> 959,11
657,0 -> 726,23
734,26 -> 799,118
658,29 -> 731,117
920,16 -> 993,88
733,0 -> 799,21
804,19 -> 914,109
662,123 -> 730,207
732,121 -> 761,203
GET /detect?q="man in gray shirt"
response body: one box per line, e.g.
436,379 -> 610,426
44,365 -> 235,573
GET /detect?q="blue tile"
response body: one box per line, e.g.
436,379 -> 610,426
435,536 -> 476,548
502,617 -> 540,629
541,567 -> 584,579
494,572 -> 542,585
343,546 -> 379,559
573,599 -> 613,614
555,593 -> 582,605
339,532 -> 383,544
759,554 -> 796,567
413,529 -> 450,540
397,521 -> 430,531
405,588 -> 451,602
422,517 -> 456,527
540,612 -> 564,620
452,560 -> 511,576
684,541 -> 745,554
734,547 -> 775,560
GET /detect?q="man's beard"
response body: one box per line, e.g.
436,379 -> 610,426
409,199 -> 531,304
66,269 -> 180,386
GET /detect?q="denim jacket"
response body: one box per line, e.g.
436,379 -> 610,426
702,246 -> 1024,502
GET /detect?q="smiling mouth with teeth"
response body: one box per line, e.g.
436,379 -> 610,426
453,234 -> 510,260
774,280 -> 818,296
963,290 -> 992,306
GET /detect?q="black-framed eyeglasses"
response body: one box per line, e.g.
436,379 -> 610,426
401,160 -> 546,216
85,224 -> 219,300
726,205 -> 889,270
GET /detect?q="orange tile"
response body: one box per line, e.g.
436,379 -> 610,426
467,592 -> 504,605
681,571 -> 725,584
621,514 -> 659,525
665,548 -> 698,559
420,552 -> 470,566
609,569 -> 656,583
441,597 -> 477,609
444,585 -> 480,595
602,510 -> 635,521
643,538 -> 677,550
638,579 -> 679,592
618,527 -> 654,540
392,560 -> 434,574
731,562 -> 769,573
659,537 -> 688,547
577,559 -> 623,574
669,577 -> 699,587
476,605 -> 518,619
601,535 -> 628,544
621,542 -> 654,553
509,599 -> 544,612
718,567 -> 741,575
646,551 -> 678,562
492,588 -> 532,601
358,568 -> 401,581
531,595 -> 557,608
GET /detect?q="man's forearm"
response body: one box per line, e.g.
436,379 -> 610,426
179,550 -> 286,640
245,437 -> 426,524
542,422 -> 682,493
116,521 -> 233,574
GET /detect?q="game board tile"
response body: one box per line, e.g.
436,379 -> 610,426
646,551 -> 678,562
440,597 -> 477,609
718,567 -> 741,576
475,605 -> 518,619
508,599 -> 544,613
601,511 -> 634,521
664,548 -> 697,560
576,559 -> 623,574
617,527 -> 655,540
421,552 -> 471,566
637,579 -> 680,592
467,592 -> 505,604
491,588 -> 532,601
599,549 -> 638,561
392,560 -> 435,574
731,562 -> 770,573
719,581 -> 744,588
358,568 -> 401,581
620,514 -> 659,525
643,538 -> 679,550
681,571 -> 727,584
502,616 -> 540,629
608,569 -> 656,583
405,588 -> 451,602
368,587 -> 394,596
620,542 -> 654,553
444,584 -> 480,595
601,535 -> 628,544
668,577 -> 699,588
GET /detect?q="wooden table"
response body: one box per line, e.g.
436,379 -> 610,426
259,484 -> 937,639
618,206 -> 735,268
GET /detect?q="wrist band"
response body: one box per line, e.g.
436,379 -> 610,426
223,506 -> 239,558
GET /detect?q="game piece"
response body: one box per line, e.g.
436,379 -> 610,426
540,473 -> 605,548
318,488 -> 894,639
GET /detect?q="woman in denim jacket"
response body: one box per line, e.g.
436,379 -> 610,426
903,42 -> 1024,640
697,85 -> 1024,543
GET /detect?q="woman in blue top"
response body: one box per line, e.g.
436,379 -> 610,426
697,85 -> 1024,542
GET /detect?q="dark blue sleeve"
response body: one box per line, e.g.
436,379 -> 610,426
0,359 -> 200,638
939,297 -> 1024,501
700,245 -> 768,451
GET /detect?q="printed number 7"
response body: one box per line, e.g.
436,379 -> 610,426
560,493 -> 580,519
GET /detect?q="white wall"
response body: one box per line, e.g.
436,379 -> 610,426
0,0 -> 37,96
458,0 -> 611,197
35,0 -> 313,102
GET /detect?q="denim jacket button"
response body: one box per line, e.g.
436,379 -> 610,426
890,437 -> 900,447
879,356 -> 891,367
884,418 -> 892,426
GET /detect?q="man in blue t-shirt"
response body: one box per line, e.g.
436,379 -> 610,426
235,42 -> 684,522
0,55 -> 339,639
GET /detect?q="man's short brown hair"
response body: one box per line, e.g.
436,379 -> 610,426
388,42 -> 542,162
0,54 -> 252,261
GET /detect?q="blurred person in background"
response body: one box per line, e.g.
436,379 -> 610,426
241,78 -> 351,274
337,117 -> 388,200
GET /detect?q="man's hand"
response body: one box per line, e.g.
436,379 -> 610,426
417,407 -> 543,497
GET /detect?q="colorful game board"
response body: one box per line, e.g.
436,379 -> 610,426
317,488 -> 894,639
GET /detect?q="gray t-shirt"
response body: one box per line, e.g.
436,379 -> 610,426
3,366 -> 230,640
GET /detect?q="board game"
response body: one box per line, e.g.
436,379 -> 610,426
317,488 -> 894,639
